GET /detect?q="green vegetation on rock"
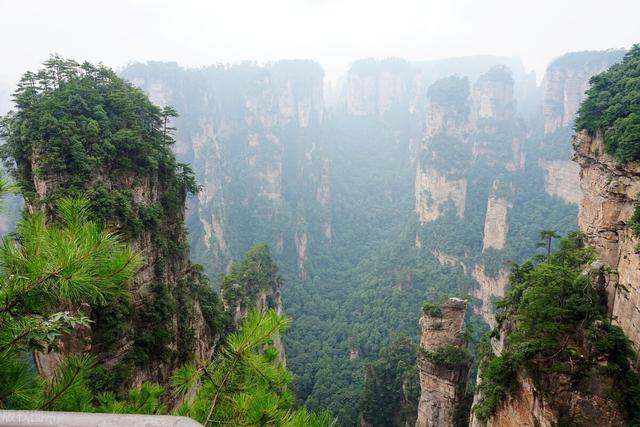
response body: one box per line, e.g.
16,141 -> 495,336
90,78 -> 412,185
359,337 -> 420,427
474,232 -> 640,423
0,194 -> 140,409
575,45 -> 640,162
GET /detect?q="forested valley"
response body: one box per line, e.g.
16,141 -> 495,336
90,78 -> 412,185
1,42 -> 640,427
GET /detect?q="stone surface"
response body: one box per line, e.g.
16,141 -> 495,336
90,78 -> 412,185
415,298 -> 469,427
471,370 -> 625,427
538,159 -> 582,205
415,167 -> 467,224
542,51 -> 624,134
432,252 -> 508,327
482,182 -> 513,251
574,130 -> 640,354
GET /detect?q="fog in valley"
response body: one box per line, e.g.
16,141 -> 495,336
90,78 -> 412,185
1,2 -> 640,427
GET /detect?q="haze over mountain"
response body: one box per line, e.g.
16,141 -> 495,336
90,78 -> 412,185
1,2 -> 640,427
0,0 -> 638,86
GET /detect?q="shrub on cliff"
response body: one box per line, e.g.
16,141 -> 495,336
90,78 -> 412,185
423,344 -> 472,370
474,232 -> 640,423
575,45 -> 640,162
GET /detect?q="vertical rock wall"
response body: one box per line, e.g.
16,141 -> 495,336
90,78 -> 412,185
416,298 -> 469,427
124,61 -> 330,280
574,131 -> 640,354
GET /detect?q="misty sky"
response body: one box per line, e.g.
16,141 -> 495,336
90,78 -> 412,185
1,0 -> 639,86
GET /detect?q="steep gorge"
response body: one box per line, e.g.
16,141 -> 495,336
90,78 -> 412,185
122,61 -> 330,281
120,50 -> 622,425
466,48 -> 640,427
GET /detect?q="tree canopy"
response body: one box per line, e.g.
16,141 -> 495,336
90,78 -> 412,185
575,45 -> 640,162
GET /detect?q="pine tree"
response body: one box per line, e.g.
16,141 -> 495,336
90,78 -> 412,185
171,309 -> 336,426
0,187 -> 141,408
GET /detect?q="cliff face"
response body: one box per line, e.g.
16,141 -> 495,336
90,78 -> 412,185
29,149 -> 216,388
472,372 -> 625,427
482,181 -> 513,251
416,67 -> 521,326
416,298 -> 470,427
539,50 -> 625,204
344,57 -> 526,118
470,300 -> 627,427
574,131 -> 640,353
538,159 -> 582,204
542,51 -> 625,134
123,61 -> 330,280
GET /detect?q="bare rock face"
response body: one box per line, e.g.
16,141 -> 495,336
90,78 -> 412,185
294,229 -> 308,279
345,59 -> 411,116
537,50 -> 625,204
432,252 -> 508,327
472,372 -> 625,427
482,181 -> 514,251
574,130 -> 640,353
415,166 -> 467,224
542,51 -> 625,134
470,67 -> 515,124
124,61 -> 330,279
469,266 -> 509,327
538,159 -> 582,204
415,66 -> 525,227
415,298 -> 469,427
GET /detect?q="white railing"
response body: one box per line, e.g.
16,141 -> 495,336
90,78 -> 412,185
0,411 -> 203,427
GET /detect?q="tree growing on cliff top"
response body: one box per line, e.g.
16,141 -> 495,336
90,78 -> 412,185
575,44 -> 640,162
474,232 -> 640,423
0,55 -> 213,387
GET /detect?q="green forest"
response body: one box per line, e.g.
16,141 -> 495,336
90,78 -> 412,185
0,42 -> 637,427
0,58 -> 335,426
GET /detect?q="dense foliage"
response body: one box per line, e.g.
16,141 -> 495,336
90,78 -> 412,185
221,243 -> 282,312
120,57 -> 580,426
575,45 -> 640,162
0,194 -> 140,409
423,345 -> 472,371
474,232 -> 640,423
427,75 -> 470,110
0,56 -> 197,204
0,57 -> 224,388
359,337 -> 419,427
172,309 -> 336,426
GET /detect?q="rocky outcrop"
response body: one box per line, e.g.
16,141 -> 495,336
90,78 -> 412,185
482,181 -> 513,251
470,284 -> 628,427
415,66 -> 526,227
542,50 -> 625,134
416,298 -> 469,427
29,157 -> 216,388
470,66 -> 515,124
538,50 -> 625,204
573,130 -> 640,354
471,371 -> 625,427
